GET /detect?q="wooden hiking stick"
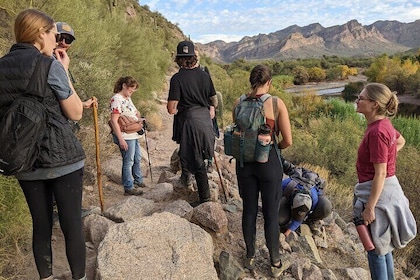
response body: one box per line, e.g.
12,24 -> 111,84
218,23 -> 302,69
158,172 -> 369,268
92,98 -> 104,212
213,153 -> 229,202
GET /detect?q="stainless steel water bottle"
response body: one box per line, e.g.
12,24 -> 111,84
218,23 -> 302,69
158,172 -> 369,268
255,124 -> 271,163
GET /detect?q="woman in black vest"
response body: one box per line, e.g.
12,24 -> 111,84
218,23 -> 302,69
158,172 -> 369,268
0,9 -> 86,280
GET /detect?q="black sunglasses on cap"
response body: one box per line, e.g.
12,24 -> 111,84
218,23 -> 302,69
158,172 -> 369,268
57,34 -> 74,44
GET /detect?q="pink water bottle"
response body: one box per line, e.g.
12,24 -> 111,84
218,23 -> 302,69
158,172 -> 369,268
354,217 -> 375,251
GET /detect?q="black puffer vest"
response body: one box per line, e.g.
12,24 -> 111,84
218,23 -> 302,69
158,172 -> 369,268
0,43 -> 85,169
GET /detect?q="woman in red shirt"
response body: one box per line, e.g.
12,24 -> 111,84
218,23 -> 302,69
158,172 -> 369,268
354,83 -> 416,280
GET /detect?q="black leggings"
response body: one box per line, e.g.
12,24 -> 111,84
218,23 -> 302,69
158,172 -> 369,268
19,168 -> 85,279
236,148 -> 283,265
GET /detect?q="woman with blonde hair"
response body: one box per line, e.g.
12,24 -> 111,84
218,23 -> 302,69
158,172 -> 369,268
354,83 -> 416,280
0,9 -> 86,280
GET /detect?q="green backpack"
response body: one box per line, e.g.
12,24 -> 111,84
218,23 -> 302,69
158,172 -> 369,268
224,94 -> 272,167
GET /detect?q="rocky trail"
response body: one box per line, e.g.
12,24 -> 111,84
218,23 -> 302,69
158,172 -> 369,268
7,76 -> 419,280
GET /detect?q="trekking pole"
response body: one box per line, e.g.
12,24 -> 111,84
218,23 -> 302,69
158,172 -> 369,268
92,98 -> 104,212
213,153 -> 229,202
143,120 -> 153,183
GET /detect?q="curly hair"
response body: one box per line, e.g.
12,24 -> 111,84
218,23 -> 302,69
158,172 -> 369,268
175,55 -> 198,69
113,76 -> 139,93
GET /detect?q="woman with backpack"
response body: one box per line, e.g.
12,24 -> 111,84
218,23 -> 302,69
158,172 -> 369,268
0,9 -> 87,280
233,64 -> 292,277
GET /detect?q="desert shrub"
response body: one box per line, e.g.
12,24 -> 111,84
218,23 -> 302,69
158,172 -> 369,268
298,163 -> 353,221
272,75 -> 294,90
325,99 -> 366,125
290,92 -> 329,127
392,116 -> 420,148
292,66 -> 309,85
341,81 -> 365,102
0,177 -> 31,275
393,145 -> 420,270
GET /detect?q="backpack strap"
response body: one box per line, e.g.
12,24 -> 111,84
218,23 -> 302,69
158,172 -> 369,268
271,96 -> 284,168
260,93 -> 271,103
272,97 -> 279,133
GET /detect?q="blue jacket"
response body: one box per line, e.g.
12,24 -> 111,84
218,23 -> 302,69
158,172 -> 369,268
282,177 -> 322,231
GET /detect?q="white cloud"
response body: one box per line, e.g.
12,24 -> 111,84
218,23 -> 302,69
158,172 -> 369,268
195,34 -> 244,44
140,0 -> 420,43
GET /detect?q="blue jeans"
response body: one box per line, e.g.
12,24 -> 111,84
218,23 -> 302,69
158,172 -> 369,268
367,250 -> 394,280
114,136 -> 143,190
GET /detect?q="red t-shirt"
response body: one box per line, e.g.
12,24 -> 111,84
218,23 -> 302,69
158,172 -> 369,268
356,118 -> 400,183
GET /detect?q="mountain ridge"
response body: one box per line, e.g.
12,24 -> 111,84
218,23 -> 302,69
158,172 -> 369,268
197,19 -> 420,63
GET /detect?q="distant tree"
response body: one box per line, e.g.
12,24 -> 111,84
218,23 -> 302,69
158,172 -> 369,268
292,66 -> 309,85
364,54 -> 389,82
308,66 -> 326,82
341,81 -> 365,102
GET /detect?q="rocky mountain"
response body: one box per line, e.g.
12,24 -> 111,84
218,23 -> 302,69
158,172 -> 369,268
197,19 -> 420,63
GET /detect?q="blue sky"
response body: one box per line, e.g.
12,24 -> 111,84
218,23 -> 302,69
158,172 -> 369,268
139,0 -> 420,43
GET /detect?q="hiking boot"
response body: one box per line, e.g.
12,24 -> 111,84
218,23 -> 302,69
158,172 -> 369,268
134,181 -> 147,188
271,260 -> 285,278
124,188 -> 143,196
206,162 -> 214,173
189,201 -> 201,208
244,257 -> 255,270
189,198 -> 210,208
180,173 -> 193,188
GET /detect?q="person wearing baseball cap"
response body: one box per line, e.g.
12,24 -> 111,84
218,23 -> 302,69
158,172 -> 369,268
55,21 -> 96,111
278,166 -> 332,237
167,40 -> 218,207
56,22 -> 75,52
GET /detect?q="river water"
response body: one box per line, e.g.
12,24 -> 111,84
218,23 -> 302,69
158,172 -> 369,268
285,82 -> 420,116
285,83 -> 346,96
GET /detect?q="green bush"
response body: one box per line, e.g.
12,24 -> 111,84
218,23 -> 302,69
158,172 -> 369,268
393,116 -> 420,148
0,177 -> 31,274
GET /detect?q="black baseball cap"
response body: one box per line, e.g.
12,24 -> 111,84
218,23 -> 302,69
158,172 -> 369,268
176,41 -> 195,57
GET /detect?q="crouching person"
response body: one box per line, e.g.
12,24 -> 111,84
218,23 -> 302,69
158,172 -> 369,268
278,166 -> 332,237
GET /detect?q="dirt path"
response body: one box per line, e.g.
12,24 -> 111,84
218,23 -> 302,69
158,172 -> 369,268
10,76 -> 179,280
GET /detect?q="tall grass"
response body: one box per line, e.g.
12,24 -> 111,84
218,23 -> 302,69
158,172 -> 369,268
0,177 -> 31,275
392,116 -> 420,148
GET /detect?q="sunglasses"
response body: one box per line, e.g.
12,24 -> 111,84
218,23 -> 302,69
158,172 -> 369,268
355,95 -> 373,102
57,34 -> 74,44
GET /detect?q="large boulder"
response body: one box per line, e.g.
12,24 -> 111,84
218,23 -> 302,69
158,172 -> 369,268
96,212 -> 218,280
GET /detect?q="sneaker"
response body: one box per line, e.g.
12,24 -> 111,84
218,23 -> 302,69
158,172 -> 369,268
124,188 -> 143,196
134,181 -> 147,188
244,257 -> 255,270
271,261 -> 284,278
